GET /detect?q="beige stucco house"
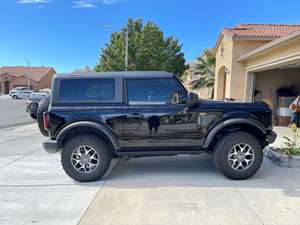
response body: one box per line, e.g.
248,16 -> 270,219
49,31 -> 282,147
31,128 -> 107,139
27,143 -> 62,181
214,24 -> 300,125
215,24 -> 300,101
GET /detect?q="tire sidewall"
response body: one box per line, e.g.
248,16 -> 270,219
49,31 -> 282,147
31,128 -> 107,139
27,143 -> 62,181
214,132 -> 263,180
61,135 -> 112,182
30,113 -> 37,120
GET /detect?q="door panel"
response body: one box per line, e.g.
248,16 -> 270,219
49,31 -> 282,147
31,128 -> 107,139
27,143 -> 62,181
122,77 -> 203,149
122,105 -> 203,148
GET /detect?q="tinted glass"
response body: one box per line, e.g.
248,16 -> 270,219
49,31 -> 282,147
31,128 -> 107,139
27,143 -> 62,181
127,78 -> 187,104
59,78 -> 114,102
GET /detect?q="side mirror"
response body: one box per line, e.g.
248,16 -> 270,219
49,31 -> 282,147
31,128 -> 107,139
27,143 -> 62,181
188,92 -> 199,105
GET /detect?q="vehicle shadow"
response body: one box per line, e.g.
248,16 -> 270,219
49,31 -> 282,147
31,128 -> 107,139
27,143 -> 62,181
80,154 -> 300,198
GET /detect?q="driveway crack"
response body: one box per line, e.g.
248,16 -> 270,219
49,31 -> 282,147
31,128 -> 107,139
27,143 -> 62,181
0,148 -> 40,169
76,159 -> 121,225
231,181 -> 265,225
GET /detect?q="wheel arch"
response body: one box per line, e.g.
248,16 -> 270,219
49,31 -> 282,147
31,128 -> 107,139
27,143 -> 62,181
56,121 -> 119,151
203,118 -> 267,150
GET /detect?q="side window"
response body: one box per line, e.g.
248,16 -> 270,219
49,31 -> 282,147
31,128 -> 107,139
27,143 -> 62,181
126,78 -> 187,105
59,78 -> 115,102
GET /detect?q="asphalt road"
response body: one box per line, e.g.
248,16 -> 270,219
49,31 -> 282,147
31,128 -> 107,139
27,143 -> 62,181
0,95 -> 34,129
1,124 -> 300,225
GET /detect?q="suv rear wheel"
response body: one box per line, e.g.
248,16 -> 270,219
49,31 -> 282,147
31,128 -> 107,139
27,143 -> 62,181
61,135 -> 112,182
213,131 -> 263,180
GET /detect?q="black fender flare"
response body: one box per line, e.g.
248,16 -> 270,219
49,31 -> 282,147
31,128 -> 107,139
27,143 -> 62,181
56,121 -> 119,150
202,118 -> 267,149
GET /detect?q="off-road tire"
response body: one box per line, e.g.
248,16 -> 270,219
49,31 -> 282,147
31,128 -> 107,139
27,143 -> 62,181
37,95 -> 50,136
30,113 -> 37,120
213,131 -> 263,180
61,135 -> 112,182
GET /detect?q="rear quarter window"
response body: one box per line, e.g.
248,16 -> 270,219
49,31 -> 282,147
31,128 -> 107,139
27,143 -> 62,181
59,78 -> 115,102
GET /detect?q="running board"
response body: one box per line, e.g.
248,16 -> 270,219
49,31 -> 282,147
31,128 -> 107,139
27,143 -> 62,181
115,149 -> 205,157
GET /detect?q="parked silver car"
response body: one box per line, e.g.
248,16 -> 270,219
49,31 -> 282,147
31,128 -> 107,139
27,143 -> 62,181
11,90 -> 34,100
9,87 -> 28,97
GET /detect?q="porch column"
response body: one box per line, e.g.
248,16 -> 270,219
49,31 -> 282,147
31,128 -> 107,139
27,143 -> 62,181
243,71 -> 255,102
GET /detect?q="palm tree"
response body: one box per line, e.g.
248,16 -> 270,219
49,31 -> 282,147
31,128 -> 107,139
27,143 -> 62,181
191,48 -> 216,91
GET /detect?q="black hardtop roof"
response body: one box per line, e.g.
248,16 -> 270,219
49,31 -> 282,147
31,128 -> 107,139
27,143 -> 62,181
55,71 -> 174,79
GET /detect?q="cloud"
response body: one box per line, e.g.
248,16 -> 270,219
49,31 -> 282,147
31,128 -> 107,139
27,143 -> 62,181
73,0 -> 96,8
72,0 -> 126,8
18,0 -> 53,4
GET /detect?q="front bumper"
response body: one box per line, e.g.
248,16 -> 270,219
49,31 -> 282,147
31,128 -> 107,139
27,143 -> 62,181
266,131 -> 277,144
42,139 -> 58,154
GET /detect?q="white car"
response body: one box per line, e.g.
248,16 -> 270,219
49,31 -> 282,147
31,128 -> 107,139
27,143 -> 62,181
11,90 -> 34,100
9,87 -> 29,96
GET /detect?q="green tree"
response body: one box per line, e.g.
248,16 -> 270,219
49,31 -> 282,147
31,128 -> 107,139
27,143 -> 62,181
191,48 -> 216,90
95,18 -> 187,78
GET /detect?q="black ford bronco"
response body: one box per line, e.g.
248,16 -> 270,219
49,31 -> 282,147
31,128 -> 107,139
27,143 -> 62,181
42,71 -> 276,182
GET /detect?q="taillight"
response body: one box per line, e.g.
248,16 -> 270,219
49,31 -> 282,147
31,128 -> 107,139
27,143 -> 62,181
43,112 -> 49,130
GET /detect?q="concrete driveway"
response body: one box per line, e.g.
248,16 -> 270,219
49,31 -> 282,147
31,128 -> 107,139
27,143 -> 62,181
1,124 -> 300,225
0,124 -> 114,225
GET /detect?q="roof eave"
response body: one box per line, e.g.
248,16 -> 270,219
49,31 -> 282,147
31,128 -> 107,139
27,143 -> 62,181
238,30 -> 300,62
215,32 -> 233,50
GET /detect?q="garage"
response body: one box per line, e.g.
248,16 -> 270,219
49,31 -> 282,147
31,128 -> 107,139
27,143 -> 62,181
254,65 -> 300,126
238,30 -> 300,126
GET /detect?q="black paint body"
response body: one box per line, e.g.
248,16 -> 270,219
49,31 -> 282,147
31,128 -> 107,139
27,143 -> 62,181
46,72 -> 275,156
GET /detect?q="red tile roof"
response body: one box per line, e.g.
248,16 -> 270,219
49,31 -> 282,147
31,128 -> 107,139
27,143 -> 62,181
0,66 -> 55,82
222,24 -> 300,41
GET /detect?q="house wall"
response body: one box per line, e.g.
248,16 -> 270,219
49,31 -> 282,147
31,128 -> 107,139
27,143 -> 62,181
0,74 -> 15,94
214,35 -> 233,100
245,37 -> 300,69
214,35 -> 269,101
10,76 -> 38,91
38,70 -> 55,90
230,40 -> 269,100
0,69 -> 56,93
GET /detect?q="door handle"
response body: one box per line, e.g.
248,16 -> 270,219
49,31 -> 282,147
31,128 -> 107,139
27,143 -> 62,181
127,113 -> 143,119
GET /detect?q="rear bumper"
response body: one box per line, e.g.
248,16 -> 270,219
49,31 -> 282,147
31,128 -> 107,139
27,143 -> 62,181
42,139 -> 58,154
266,131 -> 277,144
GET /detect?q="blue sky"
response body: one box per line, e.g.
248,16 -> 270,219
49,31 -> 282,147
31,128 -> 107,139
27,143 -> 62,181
1,0 -> 300,72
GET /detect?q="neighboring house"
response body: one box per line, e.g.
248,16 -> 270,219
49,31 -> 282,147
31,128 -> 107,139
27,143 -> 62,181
72,66 -> 92,73
0,66 -> 56,94
184,62 -> 213,99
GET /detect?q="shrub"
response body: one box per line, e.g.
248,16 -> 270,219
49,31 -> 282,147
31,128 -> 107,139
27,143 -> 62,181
282,123 -> 300,156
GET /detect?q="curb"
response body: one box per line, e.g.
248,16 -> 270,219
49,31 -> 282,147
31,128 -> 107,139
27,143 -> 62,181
264,147 -> 300,169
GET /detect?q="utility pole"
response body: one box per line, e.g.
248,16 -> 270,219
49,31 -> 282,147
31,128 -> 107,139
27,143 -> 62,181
125,28 -> 128,71
24,57 -> 30,90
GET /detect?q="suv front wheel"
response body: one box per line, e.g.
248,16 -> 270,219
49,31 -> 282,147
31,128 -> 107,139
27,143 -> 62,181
61,135 -> 112,182
213,131 -> 263,180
